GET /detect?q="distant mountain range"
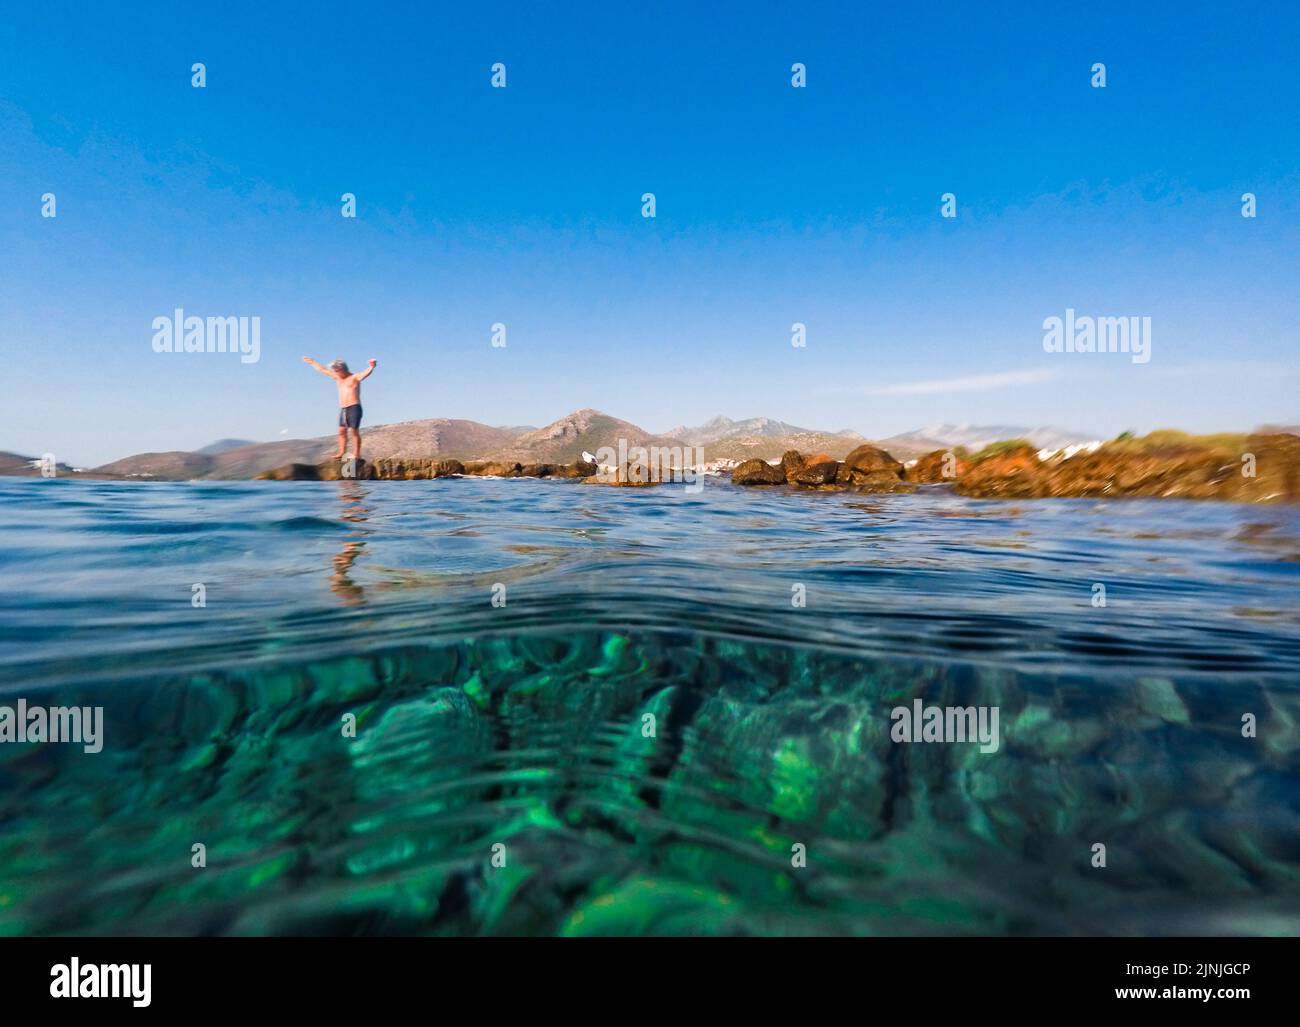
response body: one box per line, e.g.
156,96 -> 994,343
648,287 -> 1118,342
661,416 -> 870,462
0,412 -> 1104,481
665,415 -> 863,444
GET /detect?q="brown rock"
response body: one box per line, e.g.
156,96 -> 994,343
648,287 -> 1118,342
254,463 -> 321,481
369,458 -> 430,479
841,444 -> 903,477
314,457 -> 374,480
1245,433 -> 1300,500
834,444 -> 905,489
1034,432 -> 1300,502
580,477 -> 661,487
907,449 -> 970,484
544,461 -> 597,478
858,479 -> 915,494
463,461 -> 524,477
955,444 -> 1045,498
791,458 -> 840,486
732,458 -> 787,485
780,450 -> 806,483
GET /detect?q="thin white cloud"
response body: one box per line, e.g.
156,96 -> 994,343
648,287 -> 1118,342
832,367 -> 1061,397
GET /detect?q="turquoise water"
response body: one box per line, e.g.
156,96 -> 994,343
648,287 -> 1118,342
1,477 -> 1298,935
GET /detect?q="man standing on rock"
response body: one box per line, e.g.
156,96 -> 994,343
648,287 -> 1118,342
302,356 -> 377,461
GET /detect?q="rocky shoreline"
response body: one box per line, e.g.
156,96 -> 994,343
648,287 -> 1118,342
731,433 -> 1300,502
256,457 -> 599,481
252,431 -> 1300,503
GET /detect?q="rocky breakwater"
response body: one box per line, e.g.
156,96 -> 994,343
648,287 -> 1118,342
580,461 -> 684,487
731,445 -> 913,493
253,431 -> 1300,503
255,457 -> 597,481
730,431 -> 1300,503
953,431 -> 1300,502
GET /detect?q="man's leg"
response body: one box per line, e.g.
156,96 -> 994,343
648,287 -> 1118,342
351,428 -> 362,460
336,426 -> 347,459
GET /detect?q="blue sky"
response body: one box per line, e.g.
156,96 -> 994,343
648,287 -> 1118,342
2,0 -> 1297,466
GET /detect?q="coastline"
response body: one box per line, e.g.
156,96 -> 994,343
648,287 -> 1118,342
234,431 -> 1300,504
8,431 -> 1297,504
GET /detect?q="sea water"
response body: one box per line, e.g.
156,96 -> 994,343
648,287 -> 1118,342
0,477 -> 1298,935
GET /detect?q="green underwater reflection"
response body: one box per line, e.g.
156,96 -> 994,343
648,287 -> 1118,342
2,629 -> 1298,936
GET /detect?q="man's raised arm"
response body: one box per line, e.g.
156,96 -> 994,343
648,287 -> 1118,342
302,356 -> 335,376
356,359 -> 378,381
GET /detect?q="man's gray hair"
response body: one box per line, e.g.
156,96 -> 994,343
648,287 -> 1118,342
330,359 -> 349,374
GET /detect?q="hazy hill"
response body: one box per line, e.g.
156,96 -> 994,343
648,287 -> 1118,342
0,452 -> 39,476
693,431 -> 870,462
206,440 -> 335,479
0,452 -> 83,477
662,415 -> 868,461
489,409 -> 682,464
196,438 -> 258,456
93,451 -> 217,479
667,415 -> 839,444
0,452 -> 125,479
357,418 -> 524,461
